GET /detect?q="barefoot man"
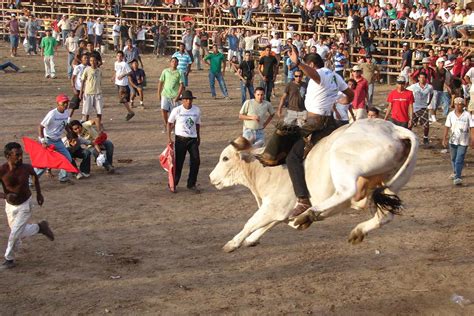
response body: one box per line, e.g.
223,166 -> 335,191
0,142 -> 54,270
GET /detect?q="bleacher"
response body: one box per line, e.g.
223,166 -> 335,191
1,0 -> 472,83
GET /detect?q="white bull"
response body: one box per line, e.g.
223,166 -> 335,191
209,119 -> 418,253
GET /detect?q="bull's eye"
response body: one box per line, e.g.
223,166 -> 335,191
222,156 -> 229,162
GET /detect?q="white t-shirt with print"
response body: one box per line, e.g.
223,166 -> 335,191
114,61 -> 132,86
445,111 -> 473,146
73,64 -> 87,91
305,68 -> 348,116
465,67 -> 474,93
93,22 -> 105,36
270,38 -> 282,54
41,108 -> 70,140
168,104 -> 202,138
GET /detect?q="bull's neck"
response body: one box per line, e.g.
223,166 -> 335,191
239,159 -> 268,196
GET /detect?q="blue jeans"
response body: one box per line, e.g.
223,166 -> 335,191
368,83 -> 374,107
27,36 -> 37,54
9,34 -> 19,48
424,20 -> 438,40
35,138 -> 72,182
62,30 -> 69,45
89,140 -> 114,168
240,80 -> 255,105
209,72 -> 228,97
450,144 -> 467,180
179,70 -> 189,87
67,52 -> 75,79
260,79 -> 274,102
364,16 -> 373,29
244,8 -> 257,23
70,148 -> 91,174
242,127 -> 265,147
0,61 -> 20,72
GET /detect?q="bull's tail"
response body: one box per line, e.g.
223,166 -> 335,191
384,125 -> 419,190
372,186 -> 403,215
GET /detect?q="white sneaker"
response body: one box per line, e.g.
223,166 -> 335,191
453,178 -> 463,185
449,173 -> 456,180
76,172 -> 90,180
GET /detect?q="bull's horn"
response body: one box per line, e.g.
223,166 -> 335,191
230,136 -> 252,151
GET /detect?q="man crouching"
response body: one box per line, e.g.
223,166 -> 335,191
0,142 -> 54,270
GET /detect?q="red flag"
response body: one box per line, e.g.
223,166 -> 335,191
159,143 -> 176,192
22,137 -> 79,173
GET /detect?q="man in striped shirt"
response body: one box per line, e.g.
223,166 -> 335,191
172,43 -> 192,87
333,44 -> 346,78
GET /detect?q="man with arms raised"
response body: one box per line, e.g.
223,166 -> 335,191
0,142 -> 54,270
286,47 -> 354,217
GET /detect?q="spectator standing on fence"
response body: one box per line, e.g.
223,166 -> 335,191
25,15 -> 39,55
112,51 -> 135,122
40,28 -> 58,79
57,15 -> 72,46
158,57 -> 185,133
65,31 -> 78,79
136,23 -> 147,52
150,20 -> 160,56
112,20 -> 121,52
204,44 -> 229,100
408,72 -> 433,145
238,51 -> 256,105
258,45 -> 278,102
359,54 -> 379,107
442,98 -> 473,186
172,43 -> 192,87
6,14 -> 19,57
93,17 -> 105,51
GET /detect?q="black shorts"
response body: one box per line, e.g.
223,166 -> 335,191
117,85 -> 130,103
69,94 -> 81,110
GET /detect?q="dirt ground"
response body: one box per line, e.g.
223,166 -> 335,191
0,43 -> 473,315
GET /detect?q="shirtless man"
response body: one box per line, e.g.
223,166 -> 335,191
0,142 -> 54,270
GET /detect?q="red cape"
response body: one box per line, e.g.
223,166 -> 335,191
23,137 -> 79,173
159,143 -> 176,192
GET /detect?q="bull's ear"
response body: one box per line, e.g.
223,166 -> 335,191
239,152 -> 254,163
230,136 -> 252,152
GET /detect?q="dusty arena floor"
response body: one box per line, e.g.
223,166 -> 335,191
0,44 -> 473,315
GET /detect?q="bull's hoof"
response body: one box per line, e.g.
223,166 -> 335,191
242,240 -> 260,247
348,228 -> 366,245
223,241 -> 239,253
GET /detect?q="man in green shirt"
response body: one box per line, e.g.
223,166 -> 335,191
157,57 -> 185,133
40,28 -> 58,79
204,44 -> 229,100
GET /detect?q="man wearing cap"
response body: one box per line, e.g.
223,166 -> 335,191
428,57 -> 451,122
6,14 -> 20,57
410,57 -> 436,83
408,72 -> 433,145
359,54 -> 379,107
401,43 -> 413,72
40,28 -> 58,79
351,65 -> 369,120
384,76 -> 414,129
36,94 -> 73,183
167,90 -> 201,193
112,20 -> 121,52
92,17 -> 105,50
442,97 -> 474,185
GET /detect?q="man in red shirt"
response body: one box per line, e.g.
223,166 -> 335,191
384,76 -> 414,129
351,65 -> 369,120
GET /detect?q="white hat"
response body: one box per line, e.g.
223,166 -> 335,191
422,57 -> 430,64
403,42 -> 409,46
453,97 -> 465,105
436,57 -> 445,64
96,153 -> 106,167
444,60 -> 455,68
11,13 -> 16,17
396,76 -> 406,83
352,65 -> 362,71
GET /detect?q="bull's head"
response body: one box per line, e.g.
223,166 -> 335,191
209,136 -> 255,189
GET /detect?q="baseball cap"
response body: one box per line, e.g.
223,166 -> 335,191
421,57 -> 430,64
352,65 -> 362,71
453,97 -> 465,105
11,13 -> 16,17
396,76 -> 406,83
56,94 -> 70,104
436,57 -> 445,64
403,42 -> 409,46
